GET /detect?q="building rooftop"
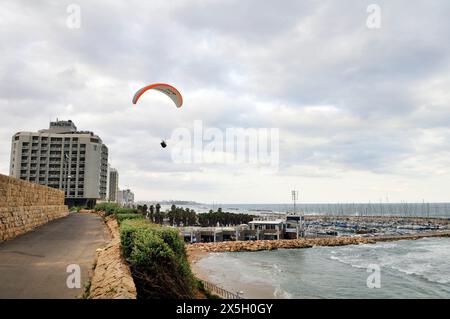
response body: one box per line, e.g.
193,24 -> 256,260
248,219 -> 285,225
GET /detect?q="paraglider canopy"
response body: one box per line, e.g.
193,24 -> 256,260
132,83 -> 183,108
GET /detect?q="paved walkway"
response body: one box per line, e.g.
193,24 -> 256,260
0,213 -> 110,298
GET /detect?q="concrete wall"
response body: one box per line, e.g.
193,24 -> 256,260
0,173 -> 68,241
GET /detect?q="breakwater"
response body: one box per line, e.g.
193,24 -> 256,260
187,231 -> 450,253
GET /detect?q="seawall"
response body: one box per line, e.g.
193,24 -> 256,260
0,173 -> 68,241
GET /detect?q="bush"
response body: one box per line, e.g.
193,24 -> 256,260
94,202 -> 121,216
116,213 -> 144,225
70,206 -> 86,212
115,208 -> 138,215
120,219 -> 196,299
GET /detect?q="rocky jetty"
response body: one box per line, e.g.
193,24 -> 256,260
187,231 -> 450,253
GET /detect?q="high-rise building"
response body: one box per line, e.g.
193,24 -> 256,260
9,120 -> 108,207
108,168 -> 119,203
118,189 -> 134,207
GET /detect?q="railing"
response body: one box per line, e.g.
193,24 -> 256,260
201,280 -> 244,299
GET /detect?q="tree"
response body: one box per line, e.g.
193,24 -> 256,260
149,205 -> 155,222
155,203 -> 163,224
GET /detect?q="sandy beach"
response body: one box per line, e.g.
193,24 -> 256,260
188,249 -> 278,299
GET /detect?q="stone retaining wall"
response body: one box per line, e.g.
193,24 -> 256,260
0,173 -> 68,241
89,216 -> 137,299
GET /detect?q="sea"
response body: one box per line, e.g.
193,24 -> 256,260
196,237 -> 450,299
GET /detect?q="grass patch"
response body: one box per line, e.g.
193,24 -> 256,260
116,213 -> 144,225
94,202 -> 139,216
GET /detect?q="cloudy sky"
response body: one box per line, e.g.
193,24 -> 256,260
1,0 -> 449,203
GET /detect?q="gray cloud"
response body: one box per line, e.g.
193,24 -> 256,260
1,0 -> 450,202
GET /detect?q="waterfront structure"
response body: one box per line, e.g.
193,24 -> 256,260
108,168 -> 119,203
9,120 -> 108,207
248,219 -> 285,240
180,214 -> 305,243
285,214 -> 305,239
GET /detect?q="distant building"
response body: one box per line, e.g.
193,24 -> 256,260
118,189 -> 134,207
9,120 -> 108,207
108,168 -> 119,203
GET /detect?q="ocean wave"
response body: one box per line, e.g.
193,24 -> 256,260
329,255 -> 368,269
329,237 -> 450,285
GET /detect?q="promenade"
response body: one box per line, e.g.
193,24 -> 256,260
0,213 -> 109,298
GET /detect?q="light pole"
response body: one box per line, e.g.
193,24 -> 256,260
64,153 -> 72,202
291,190 -> 298,214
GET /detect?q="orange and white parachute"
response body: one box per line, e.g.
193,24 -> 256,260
132,83 -> 183,108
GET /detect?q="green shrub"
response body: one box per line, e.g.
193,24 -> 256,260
115,208 -> 138,215
119,219 -> 196,299
116,213 -> 144,225
70,206 -> 86,212
120,220 -> 159,261
94,202 -> 121,216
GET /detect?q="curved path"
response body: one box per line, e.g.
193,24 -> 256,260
0,213 -> 110,298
